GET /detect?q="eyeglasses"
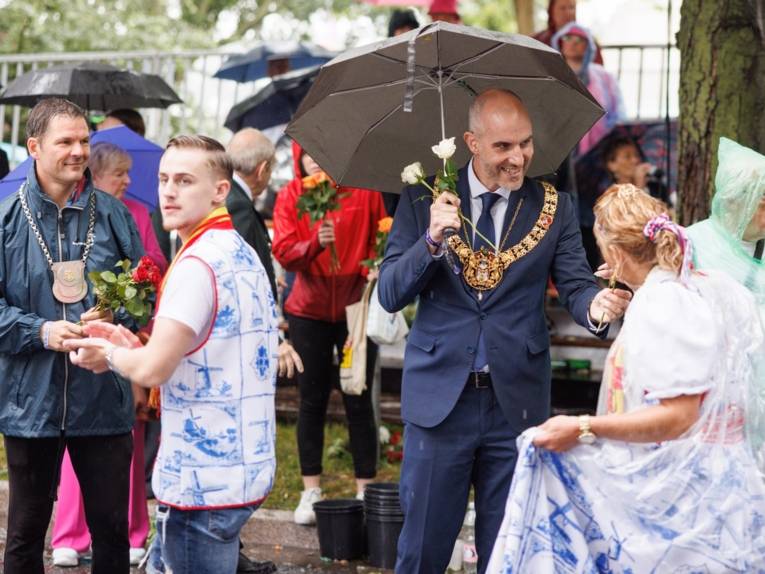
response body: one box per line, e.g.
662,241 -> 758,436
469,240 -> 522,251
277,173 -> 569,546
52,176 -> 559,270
560,34 -> 586,45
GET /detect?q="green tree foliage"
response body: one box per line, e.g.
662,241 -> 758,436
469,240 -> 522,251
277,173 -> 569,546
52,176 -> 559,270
0,0 -> 213,53
0,0 -> 387,54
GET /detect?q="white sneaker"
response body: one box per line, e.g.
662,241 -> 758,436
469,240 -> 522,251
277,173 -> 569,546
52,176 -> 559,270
294,487 -> 322,525
129,547 -> 147,565
52,547 -> 80,567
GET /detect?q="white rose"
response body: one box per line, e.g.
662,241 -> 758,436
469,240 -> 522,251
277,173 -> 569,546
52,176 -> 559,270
401,161 -> 424,185
379,425 -> 391,445
431,137 -> 457,160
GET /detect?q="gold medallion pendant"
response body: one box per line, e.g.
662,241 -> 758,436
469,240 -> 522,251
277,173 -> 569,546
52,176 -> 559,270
447,182 -> 559,291
462,248 -> 504,290
52,260 -> 88,303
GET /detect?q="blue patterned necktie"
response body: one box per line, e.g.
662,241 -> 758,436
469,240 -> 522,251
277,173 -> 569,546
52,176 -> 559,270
473,191 -> 501,371
475,192 -> 501,251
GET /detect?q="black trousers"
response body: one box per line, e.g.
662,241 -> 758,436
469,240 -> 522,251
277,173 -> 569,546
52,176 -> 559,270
287,314 -> 378,479
3,433 -> 133,574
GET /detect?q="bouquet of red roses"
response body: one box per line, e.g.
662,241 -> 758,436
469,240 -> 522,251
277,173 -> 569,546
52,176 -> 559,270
89,256 -> 161,326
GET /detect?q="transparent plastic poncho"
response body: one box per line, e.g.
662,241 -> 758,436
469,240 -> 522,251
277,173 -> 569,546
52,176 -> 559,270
687,136 -> 765,468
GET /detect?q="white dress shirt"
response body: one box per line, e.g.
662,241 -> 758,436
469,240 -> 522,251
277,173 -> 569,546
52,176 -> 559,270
232,172 -> 253,201
467,159 -> 511,251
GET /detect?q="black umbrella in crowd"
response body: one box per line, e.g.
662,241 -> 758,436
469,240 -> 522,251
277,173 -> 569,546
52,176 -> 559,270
224,66 -> 320,132
0,62 -> 182,109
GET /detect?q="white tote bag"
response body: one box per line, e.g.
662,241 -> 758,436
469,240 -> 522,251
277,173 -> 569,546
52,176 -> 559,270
366,282 -> 409,346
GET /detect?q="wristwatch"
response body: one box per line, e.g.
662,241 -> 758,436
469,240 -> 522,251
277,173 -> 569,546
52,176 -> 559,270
577,415 -> 597,445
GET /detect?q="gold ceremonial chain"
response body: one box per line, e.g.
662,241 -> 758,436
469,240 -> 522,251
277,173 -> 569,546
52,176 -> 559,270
446,182 -> 558,291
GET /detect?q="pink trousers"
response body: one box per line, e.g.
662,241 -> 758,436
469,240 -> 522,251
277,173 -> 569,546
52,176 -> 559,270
51,421 -> 150,552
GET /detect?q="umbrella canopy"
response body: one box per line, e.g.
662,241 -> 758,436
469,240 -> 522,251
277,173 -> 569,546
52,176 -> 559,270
0,126 -> 163,209
0,157 -> 31,200
0,62 -> 182,110
214,42 -> 335,83
90,126 -> 163,210
224,66 -> 320,132
573,119 -> 677,201
286,22 -> 604,194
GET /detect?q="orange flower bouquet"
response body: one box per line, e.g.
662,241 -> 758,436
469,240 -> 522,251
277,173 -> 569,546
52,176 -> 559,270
297,171 -> 348,272
362,216 -> 393,270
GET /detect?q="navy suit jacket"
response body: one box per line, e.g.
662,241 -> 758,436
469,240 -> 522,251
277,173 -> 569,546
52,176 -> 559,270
378,165 -> 603,431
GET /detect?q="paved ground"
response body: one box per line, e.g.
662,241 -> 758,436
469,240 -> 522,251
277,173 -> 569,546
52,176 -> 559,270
0,482 -> 393,573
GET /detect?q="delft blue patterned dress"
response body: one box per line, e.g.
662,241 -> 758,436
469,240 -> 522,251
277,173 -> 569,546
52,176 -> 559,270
488,268 -> 765,573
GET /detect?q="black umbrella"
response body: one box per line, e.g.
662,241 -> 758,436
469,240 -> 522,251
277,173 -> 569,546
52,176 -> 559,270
0,62 -> 182,109
224,66 -> 320,132
287,22 -> 604,194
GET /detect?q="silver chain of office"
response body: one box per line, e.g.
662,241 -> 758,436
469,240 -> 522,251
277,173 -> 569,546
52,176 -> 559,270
18,183 -> 96,268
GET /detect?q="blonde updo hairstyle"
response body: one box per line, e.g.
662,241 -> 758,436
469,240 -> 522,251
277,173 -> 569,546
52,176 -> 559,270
593,183 -> 683,275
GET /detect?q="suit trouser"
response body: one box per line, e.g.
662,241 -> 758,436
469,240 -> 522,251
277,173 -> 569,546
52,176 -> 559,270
395,382 -> 518,574
3,433 -> 132,574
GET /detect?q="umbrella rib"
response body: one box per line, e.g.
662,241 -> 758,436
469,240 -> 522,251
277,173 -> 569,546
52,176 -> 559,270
323,75 -> 437,98
447,43 -> 508,74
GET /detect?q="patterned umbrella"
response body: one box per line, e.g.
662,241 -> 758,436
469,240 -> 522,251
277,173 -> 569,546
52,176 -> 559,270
574,119 -> 677,210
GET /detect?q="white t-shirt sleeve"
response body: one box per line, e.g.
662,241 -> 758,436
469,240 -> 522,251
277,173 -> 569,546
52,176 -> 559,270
155,257 -> 215,347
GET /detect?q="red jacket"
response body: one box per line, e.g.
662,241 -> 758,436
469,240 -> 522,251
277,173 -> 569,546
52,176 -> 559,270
272,142 -> 386,322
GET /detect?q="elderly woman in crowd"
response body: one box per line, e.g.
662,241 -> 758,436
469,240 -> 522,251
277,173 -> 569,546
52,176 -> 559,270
488,184 -> 765,572
50,141 -> 166,568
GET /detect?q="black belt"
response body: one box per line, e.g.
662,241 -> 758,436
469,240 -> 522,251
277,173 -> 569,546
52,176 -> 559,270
466,372 -> 492,389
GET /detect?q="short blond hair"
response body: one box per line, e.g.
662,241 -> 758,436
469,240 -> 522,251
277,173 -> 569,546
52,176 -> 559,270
594,184 -> 683,274
165,134 -> 233,181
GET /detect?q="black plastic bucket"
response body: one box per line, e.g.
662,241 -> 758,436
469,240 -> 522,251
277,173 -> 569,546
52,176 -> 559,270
366,511 -> 404,569
313,499 -> 365,561
365,482 -> 399,496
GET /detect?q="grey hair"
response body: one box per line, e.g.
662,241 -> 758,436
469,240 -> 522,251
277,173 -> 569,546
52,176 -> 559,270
227,128 -> 275,176
89,142 -> 131,177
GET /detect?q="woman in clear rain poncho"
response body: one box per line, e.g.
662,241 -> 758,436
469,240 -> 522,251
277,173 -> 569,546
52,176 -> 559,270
687,137 -> 765,318
487,184 -> 765,573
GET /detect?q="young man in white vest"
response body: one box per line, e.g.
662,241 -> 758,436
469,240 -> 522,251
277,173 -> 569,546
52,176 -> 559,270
66,135 -> 279,574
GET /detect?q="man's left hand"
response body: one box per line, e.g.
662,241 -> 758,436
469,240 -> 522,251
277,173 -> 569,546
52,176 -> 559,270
65,337 -> 112,373
588,287 -> 631,326
532,416 -> 581,452
80,306 -> 113,325
278,340 -> 304,378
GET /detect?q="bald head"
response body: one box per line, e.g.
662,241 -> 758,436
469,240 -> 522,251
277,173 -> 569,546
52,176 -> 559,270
227,128 -> 275,197
463,89 -> 534,191
228,128 -> 275,175
468,89 -> 529,136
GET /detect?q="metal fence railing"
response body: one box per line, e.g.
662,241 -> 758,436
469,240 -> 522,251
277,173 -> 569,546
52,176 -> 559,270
0,43 -> 680,169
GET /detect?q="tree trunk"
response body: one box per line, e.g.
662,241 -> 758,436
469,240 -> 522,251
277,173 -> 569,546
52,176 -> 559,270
678,0 -> 765,225
513,0 -> 535,35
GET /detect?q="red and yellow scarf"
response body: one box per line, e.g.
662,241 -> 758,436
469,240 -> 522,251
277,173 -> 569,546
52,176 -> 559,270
147,206 -> 233,410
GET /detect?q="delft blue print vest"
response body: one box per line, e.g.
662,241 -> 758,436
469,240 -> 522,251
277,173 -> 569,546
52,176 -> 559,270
153,228 -> 279,509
